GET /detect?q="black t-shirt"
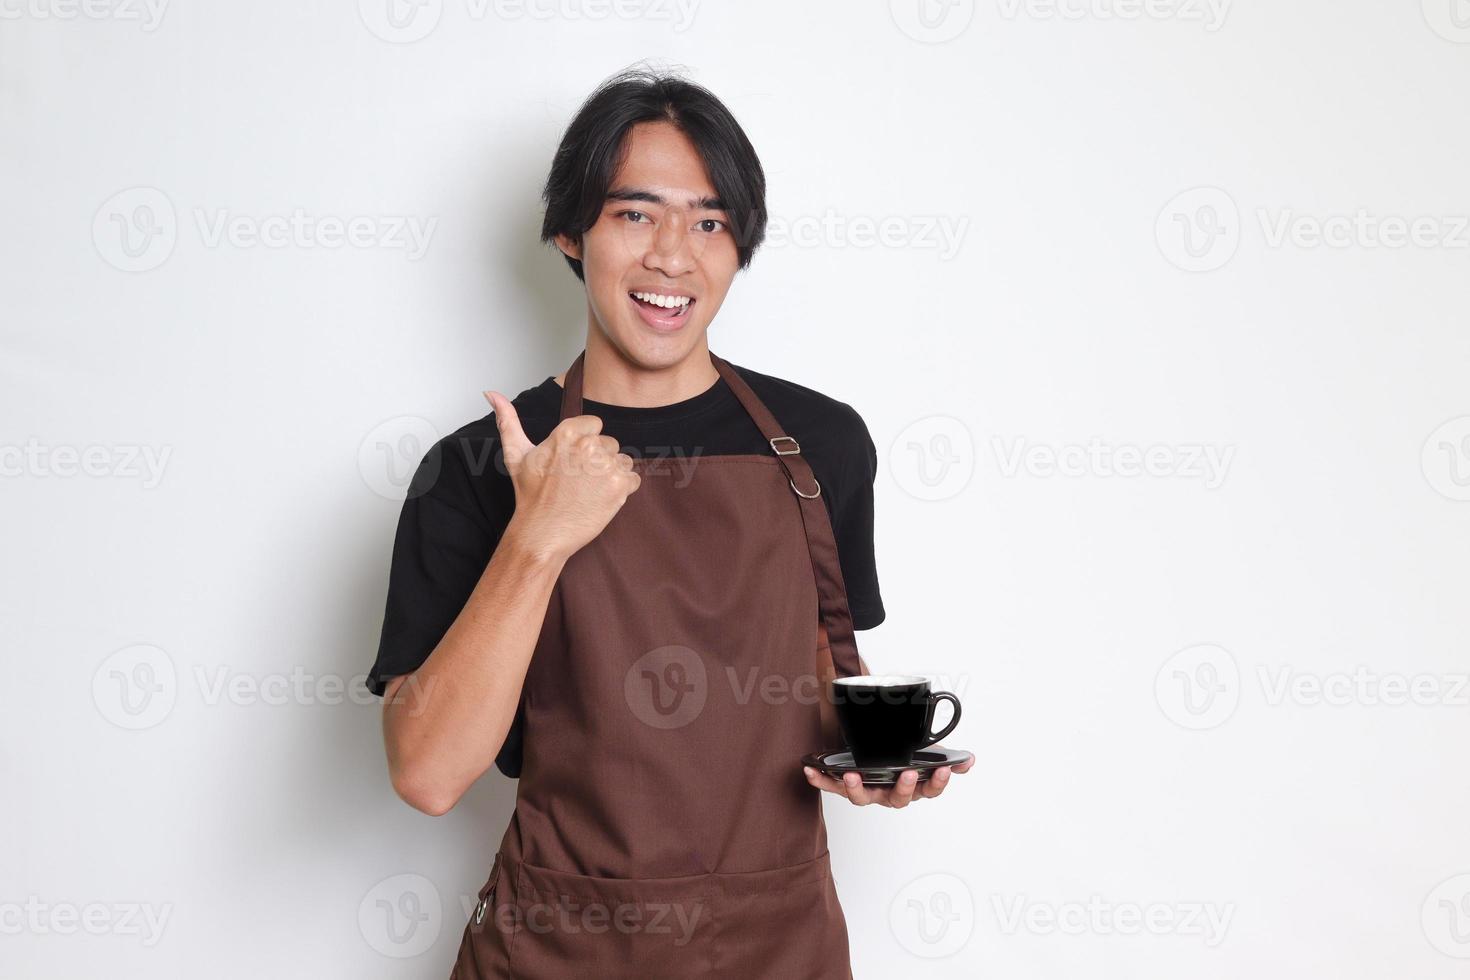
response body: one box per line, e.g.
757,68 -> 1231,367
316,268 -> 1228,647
367,359 -> 886,778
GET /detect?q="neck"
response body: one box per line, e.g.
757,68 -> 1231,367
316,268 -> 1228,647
562,335 -> 720,407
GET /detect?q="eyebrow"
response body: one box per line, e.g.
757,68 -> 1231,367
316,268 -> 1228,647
606,187 -> 726,211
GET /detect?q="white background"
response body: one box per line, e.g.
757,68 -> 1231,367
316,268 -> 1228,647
4,1 -> 1470,977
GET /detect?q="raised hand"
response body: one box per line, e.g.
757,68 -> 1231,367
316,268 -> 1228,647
484,390 -> 641,563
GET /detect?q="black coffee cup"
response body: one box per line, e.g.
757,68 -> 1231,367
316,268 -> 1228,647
830,674 -> 961,768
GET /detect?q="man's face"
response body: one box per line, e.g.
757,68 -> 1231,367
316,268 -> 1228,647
556,120 -> 741,371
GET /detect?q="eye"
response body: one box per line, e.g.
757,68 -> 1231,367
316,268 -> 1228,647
616,210 -> 650,224
696,218 -> 727,234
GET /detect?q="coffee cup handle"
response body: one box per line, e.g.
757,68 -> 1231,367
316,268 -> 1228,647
919,692 -> 961,748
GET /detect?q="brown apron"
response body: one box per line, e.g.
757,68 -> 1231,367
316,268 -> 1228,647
451,348 -> 868,979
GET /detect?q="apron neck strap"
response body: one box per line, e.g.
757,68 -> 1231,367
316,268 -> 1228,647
558,349 -> 587,421
554,348 -> 865,679
558,348 -> 807,444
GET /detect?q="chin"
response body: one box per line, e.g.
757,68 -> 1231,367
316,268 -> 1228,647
603,320 -> 709,368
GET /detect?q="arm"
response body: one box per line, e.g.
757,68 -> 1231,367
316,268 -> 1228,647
382,520 -> 563,816
381,393 -> 640,816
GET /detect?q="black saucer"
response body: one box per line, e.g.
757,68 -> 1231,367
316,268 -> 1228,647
801,746 -> 973,787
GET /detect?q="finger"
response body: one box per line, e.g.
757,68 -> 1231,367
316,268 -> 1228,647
559,414 -> 606,438
888,770 -> 919,808
802,766 -> 849,796
843,772 -> 875,806
485,391 -> 536,467
929,746 -> 974,775
580,448 -> 616,475
579,436 -> 621,475
918,767 -> 951,799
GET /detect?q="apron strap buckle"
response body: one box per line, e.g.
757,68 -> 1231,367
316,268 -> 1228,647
789,475 -> 821,499
769,436 -> 802,456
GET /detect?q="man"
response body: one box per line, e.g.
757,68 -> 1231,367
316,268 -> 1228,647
368,66 -> 971,978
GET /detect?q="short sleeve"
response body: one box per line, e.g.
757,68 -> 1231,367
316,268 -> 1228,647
832,408 -> 886,630
366,434 -> 525,778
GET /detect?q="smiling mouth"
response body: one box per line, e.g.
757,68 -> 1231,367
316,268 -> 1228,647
628,290 -> 695,324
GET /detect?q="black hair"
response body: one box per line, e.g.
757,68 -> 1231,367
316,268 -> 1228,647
539,64 -> 768,281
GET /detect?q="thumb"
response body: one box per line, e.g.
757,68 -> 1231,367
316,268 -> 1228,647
483,390 -> 536,469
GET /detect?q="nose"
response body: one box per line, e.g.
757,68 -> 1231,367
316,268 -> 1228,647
642,211 -> 696,277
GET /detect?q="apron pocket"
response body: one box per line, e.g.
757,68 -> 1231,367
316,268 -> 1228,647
499,851 -> 850,980
706,849 -> 852,980
505,857 -> 717,980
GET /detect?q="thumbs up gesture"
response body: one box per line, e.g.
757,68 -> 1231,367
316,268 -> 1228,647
483,390 -> 642,563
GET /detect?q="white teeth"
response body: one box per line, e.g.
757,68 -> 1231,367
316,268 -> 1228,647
632,291 -> 692,309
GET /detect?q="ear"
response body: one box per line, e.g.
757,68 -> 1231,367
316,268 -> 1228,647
553,232 -> 582,261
